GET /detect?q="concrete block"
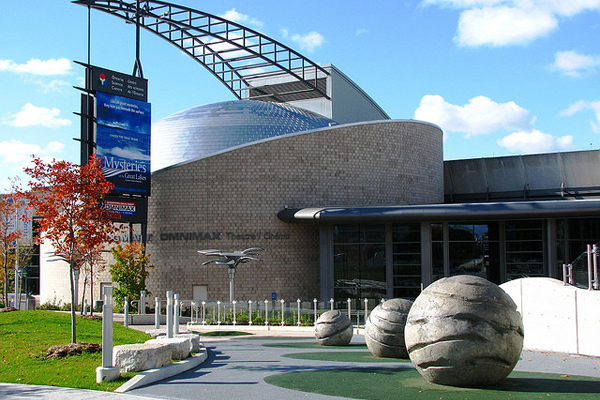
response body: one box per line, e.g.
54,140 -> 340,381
113,342 -> 173,373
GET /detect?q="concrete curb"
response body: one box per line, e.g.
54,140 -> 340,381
115,350 -> 208,393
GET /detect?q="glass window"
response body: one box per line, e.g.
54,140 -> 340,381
333,225 -> 386,302
448,223 -> 498,281
505,220 -> 544,280
392,223 -> 421,299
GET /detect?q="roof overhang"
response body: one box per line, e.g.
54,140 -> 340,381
278,199 -> 600,224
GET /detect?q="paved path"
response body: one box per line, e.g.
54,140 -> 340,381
1,329 -> 599,400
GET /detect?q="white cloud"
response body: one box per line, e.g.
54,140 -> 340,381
3,103 -> 72,128
560,100 -> 600,133
422,0 -> 600,47
290,31 -> 325,52
497,130 -> 574,153
553,50 -> 600,77
0,140 -> 65,169
456,6 -> 557,47
219,8 -> 263,28
355,28 -> 368,37
414,94 -> 533,137
0,58 -> 72,76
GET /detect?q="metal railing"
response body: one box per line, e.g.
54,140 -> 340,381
563,243 -> 600,290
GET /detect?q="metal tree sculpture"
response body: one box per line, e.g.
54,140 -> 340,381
198,248 -> 264,302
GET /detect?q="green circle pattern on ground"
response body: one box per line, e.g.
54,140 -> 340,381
262,342 -> 367,349
283,352 -> 410,363
265,368 -> 600,400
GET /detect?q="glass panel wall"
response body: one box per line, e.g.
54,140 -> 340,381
392,223 -> 421,299
333,224 -> 386,302
431,223 -> 444,282
505,220 -> 545,280
448,222 -> 500,283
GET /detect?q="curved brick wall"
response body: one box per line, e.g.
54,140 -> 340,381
146,120 -> 443,301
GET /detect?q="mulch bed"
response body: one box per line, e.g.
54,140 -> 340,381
0,307 -> 18,313
43,342 -> 102,358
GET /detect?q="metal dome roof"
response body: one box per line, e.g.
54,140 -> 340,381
151,100 -> 336,171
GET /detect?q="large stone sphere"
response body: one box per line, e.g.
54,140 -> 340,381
365,298 -> 413,358
405,275 -> 524,387
314,310 -> 353,346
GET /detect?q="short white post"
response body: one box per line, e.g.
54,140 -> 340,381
124,296 -> 129,328
588,245 -> 594,290
139,290 -> 146,314
297,299 -> 301,326
232,301 -> 237,325
166,291 -> 174,338
96,286 -> 119,383
330,298 -> 334,311
280,299 -> 285,326
594,245 -> 599,290
154,297 -> 160,329
347,298 -> 351,325
264,299 -> 269,326
217,301 -> 222,325
364,298 -> 369,326
201,301 -> 206,325
313,298 -> 318,325
248,300 -> 253,325
174,293 -> 180,335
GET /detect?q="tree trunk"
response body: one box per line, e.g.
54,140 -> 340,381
3,252 -> 8,307
69,262 -> 77,343
80,271 -> 88,316
90,264 -> 94,317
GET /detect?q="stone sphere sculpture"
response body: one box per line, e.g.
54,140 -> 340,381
314,310 -> 353,346
365,298 -> 413,358
405,275 -> 524,387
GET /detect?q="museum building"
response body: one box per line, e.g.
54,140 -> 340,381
145,64 -> 600,304
39,3 -> 600,306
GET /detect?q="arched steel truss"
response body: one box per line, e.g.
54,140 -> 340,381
73,0 -> 330,102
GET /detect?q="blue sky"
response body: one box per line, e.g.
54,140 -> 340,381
1,0 -> 599,191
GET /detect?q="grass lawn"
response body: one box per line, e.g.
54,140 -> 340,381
0,310 -> 151,391
265,368 -> 600,400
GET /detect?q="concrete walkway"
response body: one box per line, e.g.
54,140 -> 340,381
2,327 -> 599,400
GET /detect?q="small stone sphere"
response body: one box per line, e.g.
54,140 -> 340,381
314,310 -> 353,346
365,298 -> 413,358
405,275 -> 524,387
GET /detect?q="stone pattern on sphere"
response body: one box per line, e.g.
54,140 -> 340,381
405,275 -> 524,387
314,310 -> 353,346
365,298 -> 412,358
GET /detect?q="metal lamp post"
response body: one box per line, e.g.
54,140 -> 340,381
197,248 -> 264,302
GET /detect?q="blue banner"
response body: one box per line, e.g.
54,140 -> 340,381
96,92 -> 151,196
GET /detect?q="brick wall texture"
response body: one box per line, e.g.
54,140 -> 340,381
145,120 -> 443,302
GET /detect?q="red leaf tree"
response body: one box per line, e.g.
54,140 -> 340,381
20,155 -> 121,343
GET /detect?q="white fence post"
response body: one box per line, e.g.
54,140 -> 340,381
297,299 -> 301,326
139,290 -> 146,314
124,296 -> 129,328
96,286 -> 119,383
233,300 -> 237,325
217,301 -> 222,325
264,300 -> 269,326
313,298 -> 317,325
166,291 -> 174,338
248,300 -> 253,325
174,293 -> 180,335
280,299 -> 285,326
